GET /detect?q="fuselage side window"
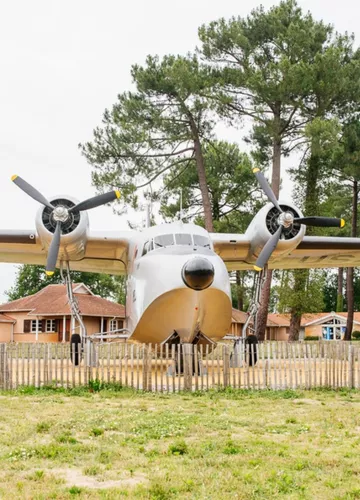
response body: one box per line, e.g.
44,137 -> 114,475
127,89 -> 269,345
154,234 -> 174,248
175,233 -> 192,245
193,235 -> 211,248
142,241 -> 149,256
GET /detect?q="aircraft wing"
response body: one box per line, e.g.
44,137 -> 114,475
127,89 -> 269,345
211,234 -> 360,271
0,230 -> 132,275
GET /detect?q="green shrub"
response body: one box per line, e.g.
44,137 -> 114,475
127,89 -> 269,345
352,331 -> 360,340
168,439 -> 188,455
88,379 -> 103,392
223,440 -> 241,455
36,422 -> 51,433
57,433 -> 77,444
304,336 -> 320,341
90,427 -> 104,437
69,486 -> 82,496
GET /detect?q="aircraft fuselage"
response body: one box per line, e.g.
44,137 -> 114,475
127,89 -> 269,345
125,222 -> 232,344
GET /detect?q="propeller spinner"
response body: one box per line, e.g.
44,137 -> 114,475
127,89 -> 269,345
252,168 -> 345,271
11,175 -> 120,276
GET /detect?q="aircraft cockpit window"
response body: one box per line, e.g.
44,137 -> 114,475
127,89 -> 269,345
142,241 -> 149,256
193,235 -> 211,248
175,233 -> 192,245
154,234 -> 174,248
142,240 -> 155,256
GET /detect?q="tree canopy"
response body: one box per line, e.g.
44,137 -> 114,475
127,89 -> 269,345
81,54 -> 217,231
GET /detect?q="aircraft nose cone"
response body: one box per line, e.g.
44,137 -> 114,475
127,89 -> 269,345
182,257 -> 214,291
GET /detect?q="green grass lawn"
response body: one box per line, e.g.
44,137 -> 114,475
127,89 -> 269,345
1,386 -> 360,499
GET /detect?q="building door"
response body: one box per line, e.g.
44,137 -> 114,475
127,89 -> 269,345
58,319 -> 71,342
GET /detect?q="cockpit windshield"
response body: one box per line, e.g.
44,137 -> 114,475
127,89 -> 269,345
175,233 -> 192,245
141,232 -> 211,257
154,234 -> 174,248
193,234 -> 211,248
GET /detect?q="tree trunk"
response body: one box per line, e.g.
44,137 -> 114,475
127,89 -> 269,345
289,312 -> 302,342
288,270 -> 308,341
336,268 -> 344,312
345,179 -> 358,340
255,272 -> 272,341
188,117 -> 214,232
271,138 -> 281,199
236,271 -> 244,311
346,267 -> 354,341
255,108 -> 281,340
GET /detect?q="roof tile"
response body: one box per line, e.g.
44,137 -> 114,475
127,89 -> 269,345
0,313 -> 16,323
0,284 -> 125,318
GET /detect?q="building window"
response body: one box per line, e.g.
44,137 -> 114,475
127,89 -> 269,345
322,325 -> 345,340
31,320 -> 42,333
46,319 -> 56,332
109,320 -> 118,332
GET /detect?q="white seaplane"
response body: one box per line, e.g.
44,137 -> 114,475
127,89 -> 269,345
0,172 -> 358,348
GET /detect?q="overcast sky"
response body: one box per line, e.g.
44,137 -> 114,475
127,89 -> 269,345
0,0 -> 359,302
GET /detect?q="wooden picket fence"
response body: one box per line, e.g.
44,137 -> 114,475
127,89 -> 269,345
1,341 -> 360,392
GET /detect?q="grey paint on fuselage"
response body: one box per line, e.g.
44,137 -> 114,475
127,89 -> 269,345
125,222 -> 232,344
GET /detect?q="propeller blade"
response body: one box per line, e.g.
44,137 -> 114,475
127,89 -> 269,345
11,175 -> 54,210
253,168 -> 282,213
294,217 -> 345,228
69,190 -> 120,213
254,225 -> 283,271
46,221 -> 61,276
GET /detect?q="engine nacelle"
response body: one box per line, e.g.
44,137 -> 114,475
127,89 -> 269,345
245,201 -> 306,262
35,195 -> 89,261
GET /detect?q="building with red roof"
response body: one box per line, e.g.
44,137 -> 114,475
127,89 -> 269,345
0,283 -> 125,342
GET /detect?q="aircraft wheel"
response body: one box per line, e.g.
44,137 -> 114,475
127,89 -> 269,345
70,334 -> 82,366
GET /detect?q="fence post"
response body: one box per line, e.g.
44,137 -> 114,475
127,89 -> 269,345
0,344 -> 9,389
348,344 -> 354,389
183,343 -> 193,391
223,344 -> 230,388
142,344 -> 149,391
148,344 -> 153,391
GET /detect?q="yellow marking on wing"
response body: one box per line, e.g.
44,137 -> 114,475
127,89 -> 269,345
11,175 -> 18,181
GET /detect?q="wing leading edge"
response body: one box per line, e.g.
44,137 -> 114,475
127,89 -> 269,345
211,234 -> 360,271
0,230 -> 132,275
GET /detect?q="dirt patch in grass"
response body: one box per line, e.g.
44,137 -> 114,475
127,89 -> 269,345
55,468 -> 148,489
292,398 -> 322,405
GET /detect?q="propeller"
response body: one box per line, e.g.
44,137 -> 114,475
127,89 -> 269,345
11,175 -> 54,210
11,175 -> 120,276
252,168 -> 345,271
